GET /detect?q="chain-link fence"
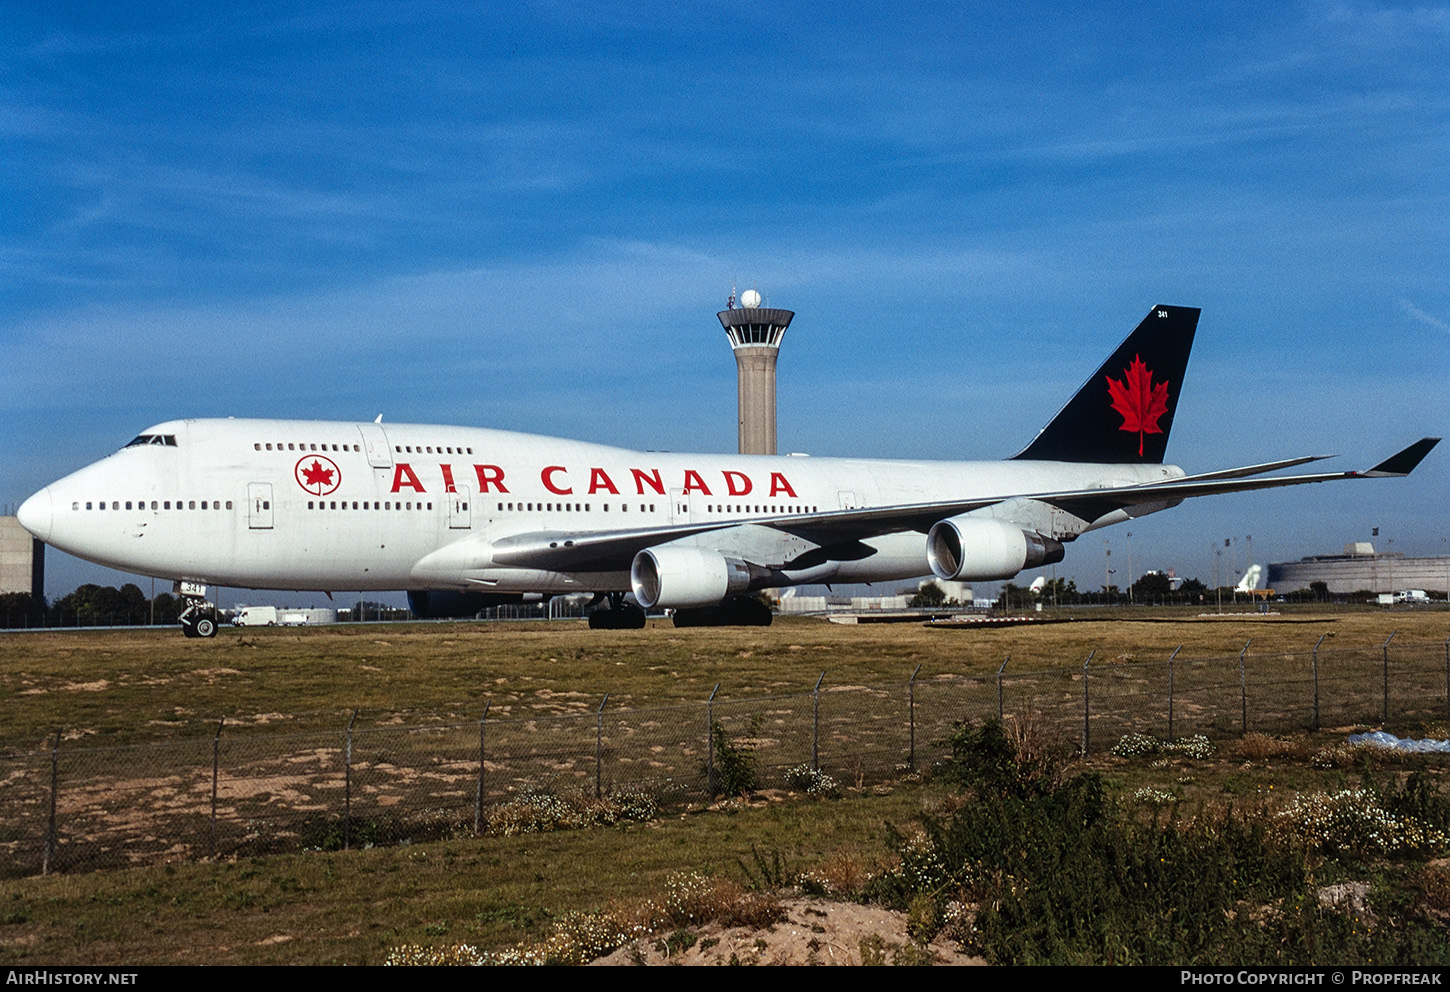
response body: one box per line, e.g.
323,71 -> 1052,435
3,636 -> 1447,879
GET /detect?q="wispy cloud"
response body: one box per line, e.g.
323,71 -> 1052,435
1324,1 -> 1450,37
1400,298 -> 1450,334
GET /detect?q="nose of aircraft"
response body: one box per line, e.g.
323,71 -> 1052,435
16,487 -> 53,543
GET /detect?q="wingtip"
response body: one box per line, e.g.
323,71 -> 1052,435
1363,437 -> 1441,477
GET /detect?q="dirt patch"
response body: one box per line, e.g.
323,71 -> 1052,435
19,680 -> 112,695
591,897 -> 983,966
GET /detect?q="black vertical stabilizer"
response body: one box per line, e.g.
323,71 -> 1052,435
1012,304 -> 1200,464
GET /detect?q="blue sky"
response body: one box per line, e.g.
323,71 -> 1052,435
3,1 -> 1448,603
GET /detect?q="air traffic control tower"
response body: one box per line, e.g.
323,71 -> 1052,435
718,288 -> 794,455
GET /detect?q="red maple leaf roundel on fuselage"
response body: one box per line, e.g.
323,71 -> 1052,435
295,455 -> 341,496
1106,354 -> 1170,457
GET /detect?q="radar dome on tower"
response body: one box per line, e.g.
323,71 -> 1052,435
740,288 -> 762,309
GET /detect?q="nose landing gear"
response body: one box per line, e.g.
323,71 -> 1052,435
176,581 -> 219,638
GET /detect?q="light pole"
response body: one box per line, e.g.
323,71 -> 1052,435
1216,542 -> 1224,612
1126,531 -> 1134,605
1104,539 -> 1112,605
1246,534 -> 1254,603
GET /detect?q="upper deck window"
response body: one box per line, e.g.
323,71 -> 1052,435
124,434 -> 177,448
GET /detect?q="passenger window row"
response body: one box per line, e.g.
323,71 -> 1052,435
492,502 -> 657,513
306,501 -> 433,511
256,442 -> 359,453
76,500 -> 233,511
395,444 -> 474,455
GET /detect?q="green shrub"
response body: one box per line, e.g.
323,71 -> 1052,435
938,718 -> 1061,798
875,767 -> 1450,965
705,720 -> 759,797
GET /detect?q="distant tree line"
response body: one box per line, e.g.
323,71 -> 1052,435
0,588 -> 425,628
989,576 -> 1417,609
995,575 -> 1216,609
0,584 -> 185,629
4,576 -> 1436,631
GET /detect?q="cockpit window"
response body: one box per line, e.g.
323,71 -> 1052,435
124,434 -> 178,448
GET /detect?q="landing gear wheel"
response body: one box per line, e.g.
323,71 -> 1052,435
672,596 -> 773,627
178,594 -> 219,639
587,597 -> 647,629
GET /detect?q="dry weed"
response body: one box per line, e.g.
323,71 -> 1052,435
1310,740 -> 1390,769
1002,706 -> 1072,790
1234,733 -> 1314,762
803,850 -> 876,899
1412,863 -> 1450,919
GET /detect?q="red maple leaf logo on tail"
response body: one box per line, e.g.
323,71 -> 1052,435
1106,354 -> 1170,457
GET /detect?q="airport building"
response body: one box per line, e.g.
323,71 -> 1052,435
0,516 -> 44,601
1267,542 -> 1450,595
717,289 -> 794,455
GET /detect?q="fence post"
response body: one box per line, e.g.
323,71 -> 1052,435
1081,652 -> 1095,755
1311,634 -> 1328,732
1238,640 -> 1252,734
1382,631 -> 1396,725
1166,646 -> 1182,741
705,684 -> 719,798
344,709 -> 357,851
475,703 -> 489,835
907,664 -> 922,772
811,672 -> 825,771
42,730 -> 60,876
996,656 -> 1009,722
211,718 -> 224,859
595,694 -> 609,798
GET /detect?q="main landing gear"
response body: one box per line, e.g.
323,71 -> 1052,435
671,596 -> 773,628
176,581 -> 219,638
587,592 -> 647,629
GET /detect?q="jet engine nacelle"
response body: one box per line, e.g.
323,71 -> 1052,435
926,516 -> 1065,581
631,547 -> 752,609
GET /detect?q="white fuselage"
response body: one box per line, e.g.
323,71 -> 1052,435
19,418 -> 1183,594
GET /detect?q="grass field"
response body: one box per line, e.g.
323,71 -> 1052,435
4,607 -> 1448,749
1,607 -> 1448,965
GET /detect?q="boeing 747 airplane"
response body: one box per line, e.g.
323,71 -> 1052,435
15,306 -> 1438,636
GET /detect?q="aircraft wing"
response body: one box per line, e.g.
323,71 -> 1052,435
1032,438 -> 1437,525
486,438 -> 1438,572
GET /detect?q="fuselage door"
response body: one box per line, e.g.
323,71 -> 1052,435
448,485 -> 472,529
670,488 -> 688,525
357,422 -> 393,469
247,483 -> 274,530
837,491 -> 858,510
